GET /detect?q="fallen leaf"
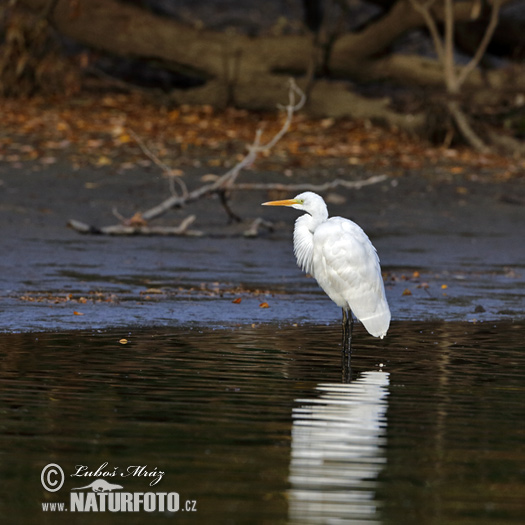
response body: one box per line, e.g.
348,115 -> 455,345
165,168 -> 184,177
73,311 -> 84,316
402,288 -> 412,296
119,339 -> 128,344
232,297 -> 242,304
117,133 -> 132,144
125,212 -> 147,227
201,173 -> 219,182
96,155 -> 112,166
259,302 -> 269,308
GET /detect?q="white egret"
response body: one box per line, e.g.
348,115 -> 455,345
262,191 -> 390,359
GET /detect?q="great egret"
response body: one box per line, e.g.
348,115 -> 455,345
262,191 -> 390,360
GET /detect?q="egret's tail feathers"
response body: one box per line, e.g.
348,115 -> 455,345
358,309 -> 391,339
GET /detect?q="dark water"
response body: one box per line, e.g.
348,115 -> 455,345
1,321 -> 524,524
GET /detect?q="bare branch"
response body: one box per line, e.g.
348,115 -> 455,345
456,0 -> 502,88
409,0 -> 445,63
128,128 -> 188,198
443,0 -> 457,92
233,174 -> 389,193
447,100 -> 488,152
243,217 -> 274,238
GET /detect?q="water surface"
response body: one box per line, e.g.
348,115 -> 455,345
1,321 -> 524,524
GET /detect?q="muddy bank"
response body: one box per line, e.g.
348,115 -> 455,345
0,162 -> 524,332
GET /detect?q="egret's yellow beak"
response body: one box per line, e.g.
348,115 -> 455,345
261,198 -> 298,207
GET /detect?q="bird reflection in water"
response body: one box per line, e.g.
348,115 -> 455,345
288,371 -> 390,524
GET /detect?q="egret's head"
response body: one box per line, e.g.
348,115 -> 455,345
262,191 -> 327,215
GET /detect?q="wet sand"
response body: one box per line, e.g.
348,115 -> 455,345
0,163 -> 524,332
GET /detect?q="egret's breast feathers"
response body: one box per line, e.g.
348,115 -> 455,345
311,218 -> 390,333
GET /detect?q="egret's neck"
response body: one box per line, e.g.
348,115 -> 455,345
301,207 -> 328,233
293,210 -> 327,274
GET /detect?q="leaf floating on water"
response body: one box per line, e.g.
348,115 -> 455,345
119,339 -> 128,344
402,288 -> 412,296
73,311 -> 84,315
232,297 -> 242,304
259,302 -> 269,308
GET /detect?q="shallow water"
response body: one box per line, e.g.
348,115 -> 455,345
2,233 -> 524,332
1,321 -> 524,524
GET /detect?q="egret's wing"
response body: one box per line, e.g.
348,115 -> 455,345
312,217 -> 390,337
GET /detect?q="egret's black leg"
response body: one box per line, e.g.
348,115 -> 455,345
341,308 -> 353,383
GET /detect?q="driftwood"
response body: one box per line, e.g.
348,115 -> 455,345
18,0 -> 525,138
68,80 -> 388,237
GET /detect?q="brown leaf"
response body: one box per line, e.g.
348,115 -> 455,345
125,212 -> 148,227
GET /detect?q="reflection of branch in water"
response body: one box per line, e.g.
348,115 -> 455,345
288,371 -> 390,524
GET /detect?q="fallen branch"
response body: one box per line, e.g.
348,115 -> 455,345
243,218 -> 275,238
67,174 -> 389,236
129,78 -> 305,223
68,215 -> 202,236
68,79 -> 388,236
232,174 -> 388,193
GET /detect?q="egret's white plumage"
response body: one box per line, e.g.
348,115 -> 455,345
263,191 -> 390,339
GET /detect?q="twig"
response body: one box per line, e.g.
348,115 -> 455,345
456,0 -> 502,88
218,190 -> 242,223
243,218 -> 274,238
232,174 -> 388,193
409,0 -> 444,63
128,128 -> 188,198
